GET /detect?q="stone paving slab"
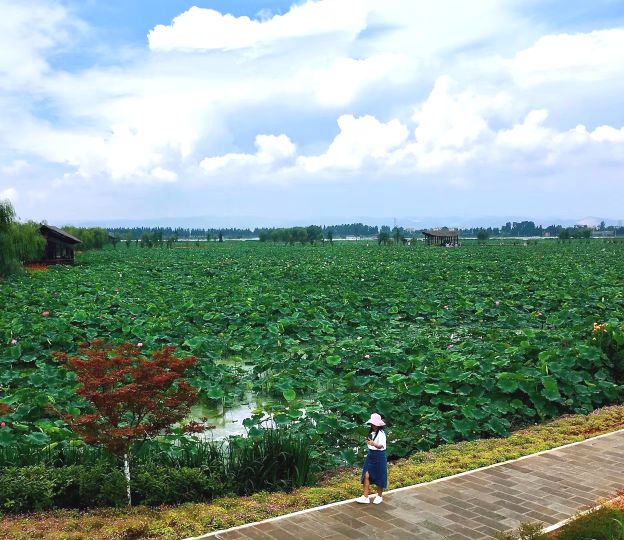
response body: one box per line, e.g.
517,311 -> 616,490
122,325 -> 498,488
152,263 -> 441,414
195,430 -> 624,539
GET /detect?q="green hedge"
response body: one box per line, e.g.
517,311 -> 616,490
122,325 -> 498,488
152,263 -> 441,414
0,464 -> 126,513
133,466 -> 222,506
0,464 -> 225,513
0,430 -> 317,514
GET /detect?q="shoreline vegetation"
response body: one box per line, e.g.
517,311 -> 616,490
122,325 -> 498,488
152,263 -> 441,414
2,405 -> 624,540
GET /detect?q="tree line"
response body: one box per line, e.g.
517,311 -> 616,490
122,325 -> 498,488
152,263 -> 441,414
462,220 -> 624,238
109,223 -> 380,241
61,226 -> 110,250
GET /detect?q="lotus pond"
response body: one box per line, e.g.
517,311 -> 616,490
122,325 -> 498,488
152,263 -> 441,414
1,240 -> 623,465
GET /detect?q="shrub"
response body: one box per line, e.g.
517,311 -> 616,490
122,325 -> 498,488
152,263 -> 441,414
555,507 -> 624,540
132,466 -> 221,505
494,522 -> 546,540
76,462 -> 127,508
0,430 -> 315,513
50,465 -> 82,509
0,464 -> 127,513
0,466 -> 55,513
227,429 -> 316,495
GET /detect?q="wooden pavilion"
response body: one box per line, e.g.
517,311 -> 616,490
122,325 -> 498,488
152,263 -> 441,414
39,225 -> 81,264
422,228 -> 460,246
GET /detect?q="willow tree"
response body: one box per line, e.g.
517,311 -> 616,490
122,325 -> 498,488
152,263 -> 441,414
0,200 -> 45,277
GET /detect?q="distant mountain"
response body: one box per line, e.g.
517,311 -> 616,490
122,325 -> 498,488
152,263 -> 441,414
576,216 -> 605,228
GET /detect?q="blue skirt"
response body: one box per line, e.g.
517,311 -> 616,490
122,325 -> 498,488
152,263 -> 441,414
361,450 -> 387,488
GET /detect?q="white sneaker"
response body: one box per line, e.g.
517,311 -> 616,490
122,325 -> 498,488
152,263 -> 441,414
355,495 -> 370,504
372,496 -> 383,504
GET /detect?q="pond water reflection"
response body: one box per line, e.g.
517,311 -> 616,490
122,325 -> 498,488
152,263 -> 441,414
188,394 -> 261,440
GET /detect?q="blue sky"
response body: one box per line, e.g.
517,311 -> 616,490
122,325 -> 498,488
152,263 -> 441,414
67,1 -> 289,47
1,0 -> 623,226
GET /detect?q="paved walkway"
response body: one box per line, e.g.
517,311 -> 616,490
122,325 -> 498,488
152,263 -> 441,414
196,430 -> 624,539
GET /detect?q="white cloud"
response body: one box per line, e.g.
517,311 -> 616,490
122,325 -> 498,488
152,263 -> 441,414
148,0 -> 373,51
0,187 -> 18,202
255,134 -> 297,164
150,167 -> 178,182
591,125 -> 624,143
496,109 -> 624,154
395,76 -> 512,169
3,1 -> 624,221
200,134 -> 296,173
297,115 -> 409,172
509,28 -> 624,86
314,54 -> 406,106
1,160 -> 29,175
0,0 -> 83,87
496,109 -> 552,150
413,76 -> 493,149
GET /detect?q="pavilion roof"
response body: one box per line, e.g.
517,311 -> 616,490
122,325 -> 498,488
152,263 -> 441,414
422,229 -> 460,237
40,225 -> 82,244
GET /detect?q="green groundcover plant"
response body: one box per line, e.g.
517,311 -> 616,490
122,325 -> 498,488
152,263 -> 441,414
1,241 -> 624,465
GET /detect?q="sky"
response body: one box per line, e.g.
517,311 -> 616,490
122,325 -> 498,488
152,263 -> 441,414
1,0 -> 623,226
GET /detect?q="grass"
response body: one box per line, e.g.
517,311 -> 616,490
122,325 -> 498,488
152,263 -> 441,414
2,405 -> 624,540
499,492 -> 624,540
549,492 -> 624,540
554,506 -> 624,540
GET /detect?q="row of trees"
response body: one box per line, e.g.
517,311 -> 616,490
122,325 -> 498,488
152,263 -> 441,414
259,226 -> 325,244
0,201 -> 45,277
471,227 -> 593,241
462,220 -> 624,238
109,226 -> 250,240
377,226 -> 414,245
109,223 -> 381,241
111,221 -> 624,244
61,226 -> 110,250
558,227 -> 592,240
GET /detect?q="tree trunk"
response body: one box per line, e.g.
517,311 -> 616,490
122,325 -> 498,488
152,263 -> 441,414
124,453 -> 132,506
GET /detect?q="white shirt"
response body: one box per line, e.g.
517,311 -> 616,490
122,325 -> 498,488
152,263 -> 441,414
367,430 -> 386,451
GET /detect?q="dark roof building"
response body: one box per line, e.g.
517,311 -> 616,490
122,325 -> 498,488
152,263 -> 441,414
422,228 -> 460,246
39,225 -> 81,264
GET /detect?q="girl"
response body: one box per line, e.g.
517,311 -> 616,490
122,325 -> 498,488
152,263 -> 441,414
356,413 -> 387,504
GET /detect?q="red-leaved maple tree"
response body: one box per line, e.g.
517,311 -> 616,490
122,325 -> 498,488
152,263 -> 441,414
54,340 -> 200,504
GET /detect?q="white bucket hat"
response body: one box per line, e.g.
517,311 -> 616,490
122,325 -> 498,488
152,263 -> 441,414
366,413 -> 386,427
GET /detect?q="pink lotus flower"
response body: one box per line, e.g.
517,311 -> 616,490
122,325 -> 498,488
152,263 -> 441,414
10,339 -> 17,345
495,300 -> 500,306
0,422 -> 5,428
42,311 -> 49,316
137,342 -> 143,348
447,344 -> 454,349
